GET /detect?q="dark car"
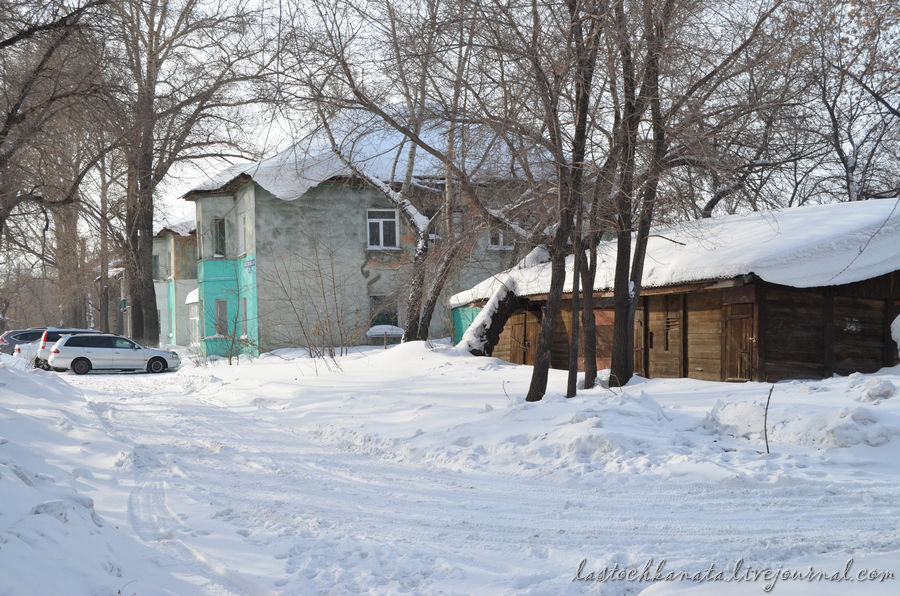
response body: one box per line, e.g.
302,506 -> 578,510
0,328 -> 46,355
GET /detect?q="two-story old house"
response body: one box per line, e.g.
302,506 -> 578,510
183,119 -> 524,358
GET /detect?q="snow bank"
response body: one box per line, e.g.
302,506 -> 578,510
0,355 -> 205,596
5,344 -> 900,595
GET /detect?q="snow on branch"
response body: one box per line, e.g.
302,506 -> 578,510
321,120 -> 432,235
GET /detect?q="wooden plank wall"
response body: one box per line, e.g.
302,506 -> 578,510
832,296 -> 886,376
487,271 -> 900,382
685,291 -> 723,381
762,286 -> 826,381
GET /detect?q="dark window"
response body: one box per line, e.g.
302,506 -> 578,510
65,336 -> 88,347
18,331 -> 43,342
369,295 -> 398,327
488,227 -> 515,250
367,210 -> 398,248
83,336 -> 114,348
153,255 -> 161,280
215,299 -> 228,335
213,218 -> 226,257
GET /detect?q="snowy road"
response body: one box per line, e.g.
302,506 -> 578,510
62,357 -> 900,596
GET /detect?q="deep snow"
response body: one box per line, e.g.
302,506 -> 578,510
1,343 -> 898,595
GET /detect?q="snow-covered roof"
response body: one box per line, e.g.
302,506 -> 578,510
451,200 -> 900,307
185,288 -> 199,305
185,110 -> 546,202
154,218 -> 195,237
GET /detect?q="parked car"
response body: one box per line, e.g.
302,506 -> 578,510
1,328 -> 46,355
13,341 -> 40,363
34,328 -> 102,370
48,334 -> 181,374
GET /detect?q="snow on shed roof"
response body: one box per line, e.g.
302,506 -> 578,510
153,218 -> 195,237
450,200 -> 900,308
185,110 -> 545,202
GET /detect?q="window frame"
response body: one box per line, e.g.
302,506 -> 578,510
237,213 -> 246,256
369,295 -> 399,328
214,299 -> 228,336
488,227 -> 515,251
367,209 -> 400,250
213,218 -> 226,258
239,297 -> 247,338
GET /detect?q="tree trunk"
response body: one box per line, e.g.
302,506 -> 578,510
417,240 -> 462,341
566,241 -> 582,398
526,183 -> 574,401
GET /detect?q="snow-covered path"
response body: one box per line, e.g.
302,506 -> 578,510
59,352 -> 900,596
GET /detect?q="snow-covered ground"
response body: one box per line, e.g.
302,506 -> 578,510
1,342 -> 898,595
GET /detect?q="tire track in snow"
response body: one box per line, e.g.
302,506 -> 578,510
129,447 -> 274,596
68,372 -> 900,593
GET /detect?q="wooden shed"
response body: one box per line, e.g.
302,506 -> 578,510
452,201 -> 900,382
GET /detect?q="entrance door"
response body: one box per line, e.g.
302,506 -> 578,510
506,310 -> 540,365
724,303 -> 755,381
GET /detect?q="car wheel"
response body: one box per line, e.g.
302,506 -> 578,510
72,358 -> 91,375
147,358 -> 166,374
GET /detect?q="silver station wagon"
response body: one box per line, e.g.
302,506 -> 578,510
48,334 -> 181,374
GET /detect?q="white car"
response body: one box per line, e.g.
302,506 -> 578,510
13,341 -> 40,363
48,334 -> 181,374
34,327 -> 102,370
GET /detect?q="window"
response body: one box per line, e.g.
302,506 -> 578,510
367,210 -> 398,249
237,214 -> 246,255
152,255 -> 160,280
114,337 -> 136,349
215,299 -> 228,336
189,304 -> 199,345
198,300 -> 205,338
240,297 -> 247,337
369,295 -> 398,327
213,218 -> 226,257
65,336 -> 88,348
488,227 -> 515,250
84,336 -> 113,349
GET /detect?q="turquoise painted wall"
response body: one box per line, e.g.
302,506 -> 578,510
451,306 -> 482,344
197,254 -> 258,358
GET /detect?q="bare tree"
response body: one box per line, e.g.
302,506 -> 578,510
781,0 -> 900,203
279,0 -> 537,344
109,0 -> 272,346
0,0 -> 109,254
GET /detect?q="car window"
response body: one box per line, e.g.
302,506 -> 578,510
84,336 -> 114,348
20,331 -> 43,342
46,332 -> 62,342
65,336 -> 88,348
114,338 -> 136,349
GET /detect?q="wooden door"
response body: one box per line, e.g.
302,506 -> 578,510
505,310 -> 540,365
724,303 -> 755,381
